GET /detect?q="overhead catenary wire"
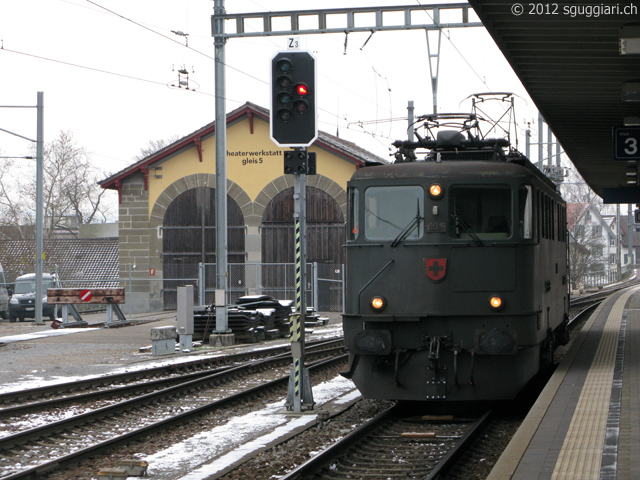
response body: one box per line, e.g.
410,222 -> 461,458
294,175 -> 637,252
83,0 -> 271,87
74,0 -> 417,143
1,1 -> 515,161
81,0 -> 399,139
1,47 -> 175,90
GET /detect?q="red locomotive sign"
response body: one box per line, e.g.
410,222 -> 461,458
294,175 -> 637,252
424,258 -> 447,283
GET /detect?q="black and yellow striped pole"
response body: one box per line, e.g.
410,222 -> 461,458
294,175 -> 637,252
289,215 -> 303,409
285,149 -> 315,412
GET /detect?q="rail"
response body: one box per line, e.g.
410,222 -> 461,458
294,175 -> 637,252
0,346 -> 347,479
280,405 -> 493,480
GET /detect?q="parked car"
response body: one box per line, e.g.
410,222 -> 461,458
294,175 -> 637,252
0,263 -> 8,320
9,273 -> 58,322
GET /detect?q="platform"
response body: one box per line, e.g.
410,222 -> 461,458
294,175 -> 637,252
0,311 -> 180,389
488,286 -> 640,480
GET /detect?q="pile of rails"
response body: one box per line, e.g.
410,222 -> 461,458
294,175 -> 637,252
193,295 -> 324,343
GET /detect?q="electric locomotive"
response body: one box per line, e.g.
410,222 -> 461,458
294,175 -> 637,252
342,105 -> 569,402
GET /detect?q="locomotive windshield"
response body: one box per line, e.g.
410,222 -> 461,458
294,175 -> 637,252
364,186 -> 424,241
451,185 -> 511,240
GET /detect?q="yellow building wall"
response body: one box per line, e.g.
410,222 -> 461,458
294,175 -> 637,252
147,115 -> 357,215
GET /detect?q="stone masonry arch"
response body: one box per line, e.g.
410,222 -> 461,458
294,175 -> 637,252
253,174 -> 347,225
146,173 -> 252,307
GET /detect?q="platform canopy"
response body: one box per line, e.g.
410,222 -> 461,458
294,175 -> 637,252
468,1 -> 640,203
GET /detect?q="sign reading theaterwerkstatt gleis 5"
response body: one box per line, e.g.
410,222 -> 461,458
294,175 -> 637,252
613,126 -> 640,161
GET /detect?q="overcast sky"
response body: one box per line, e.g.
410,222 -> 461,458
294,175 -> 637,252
0,0 -> 543,186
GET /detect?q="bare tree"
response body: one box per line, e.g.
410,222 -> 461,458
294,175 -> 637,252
567,204 -> 609,289
560,168 -> 615,214
134,135 -> 182,161
0,156 -> 31,239
0,131 -> 113,239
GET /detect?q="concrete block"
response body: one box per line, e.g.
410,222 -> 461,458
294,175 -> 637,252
151,326 -> 177,340
152,339 -> 175,356
209,333 -> 236,347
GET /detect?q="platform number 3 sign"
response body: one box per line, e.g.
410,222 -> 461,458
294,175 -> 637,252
614,127 -> 640,161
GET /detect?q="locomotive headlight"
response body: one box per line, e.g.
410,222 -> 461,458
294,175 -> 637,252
489,296 -> 504,311
428,183 -> 444,200
370,295 -> 387,313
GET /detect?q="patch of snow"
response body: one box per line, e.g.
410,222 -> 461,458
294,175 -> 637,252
143,376 -> 357,480
0,328 -> 101,344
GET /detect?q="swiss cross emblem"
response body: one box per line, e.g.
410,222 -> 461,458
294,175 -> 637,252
425,258 -> 447,283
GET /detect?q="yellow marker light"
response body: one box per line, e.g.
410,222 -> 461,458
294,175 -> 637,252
489,296 -> 503,310
429,183 -> 444,199
371,296 -> 387,312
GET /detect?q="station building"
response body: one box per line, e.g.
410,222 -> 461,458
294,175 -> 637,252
99,102 -> 386,313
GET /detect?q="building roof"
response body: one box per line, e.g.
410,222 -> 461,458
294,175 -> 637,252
566,203 -> 590,232
602,215 -> 616,232
0,238 -> 119,286
99,101 -> 388,191
617,220 -> 640,249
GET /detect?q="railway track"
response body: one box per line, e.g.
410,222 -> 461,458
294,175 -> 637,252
278,404 -> 492,480
569,275 -> 640,310
0,338 -> 343,405
0,340 -> 347,480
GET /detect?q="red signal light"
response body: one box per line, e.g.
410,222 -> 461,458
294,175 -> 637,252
295,84 -> 309,96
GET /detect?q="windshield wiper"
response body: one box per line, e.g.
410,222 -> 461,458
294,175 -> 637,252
452,214 -> 483,246
391,199 -> 423,248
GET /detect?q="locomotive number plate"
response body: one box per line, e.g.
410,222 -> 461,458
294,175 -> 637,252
425,222 -> 446,233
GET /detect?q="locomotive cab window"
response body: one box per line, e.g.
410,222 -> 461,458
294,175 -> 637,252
450,185 -> 511,240
364,186 -> 424,241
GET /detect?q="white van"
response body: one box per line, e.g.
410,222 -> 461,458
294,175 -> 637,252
0,263 -> 8,319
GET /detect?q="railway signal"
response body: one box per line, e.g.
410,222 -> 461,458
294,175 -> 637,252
284,150 -> 316,175
270,50 -> 318,412
270,51 -> 317,147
